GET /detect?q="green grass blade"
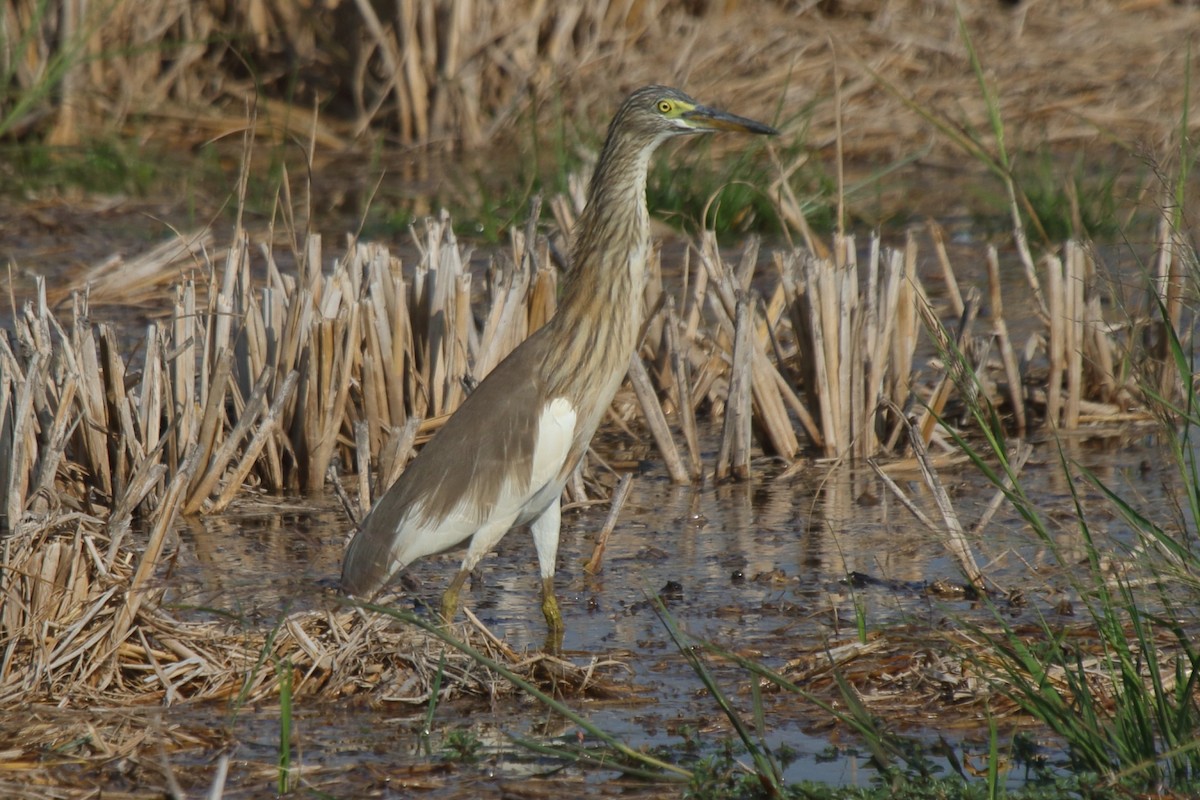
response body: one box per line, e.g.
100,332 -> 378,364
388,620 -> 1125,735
650,597 -> 783,796
353,599 -> 692,781
277,656 -> 293,794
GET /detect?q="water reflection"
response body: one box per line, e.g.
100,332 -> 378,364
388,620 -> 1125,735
164,422 -> 1177,646
167,497 -> 348,618
143,422 -> 1186,795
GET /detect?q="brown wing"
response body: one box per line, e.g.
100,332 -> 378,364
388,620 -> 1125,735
340,328 -> 557,596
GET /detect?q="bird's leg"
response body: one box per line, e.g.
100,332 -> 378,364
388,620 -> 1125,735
540,574 -> 564,652
530,499 -> 564,652
442,517 -> 518,626
441,568 -> 469,626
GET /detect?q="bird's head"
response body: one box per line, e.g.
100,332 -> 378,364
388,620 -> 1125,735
618,85 -> 779,142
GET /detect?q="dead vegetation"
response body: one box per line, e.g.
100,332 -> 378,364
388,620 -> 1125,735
2,1 -> 1198,791
1,501 -> 620,709
0,174 -> 1187,713
5,0 -> 1198,165
773,618 -> 1188,734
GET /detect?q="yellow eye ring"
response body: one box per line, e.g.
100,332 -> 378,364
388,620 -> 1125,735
657,100 -> 672,113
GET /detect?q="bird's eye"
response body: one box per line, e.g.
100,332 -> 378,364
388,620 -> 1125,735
657,100 -> 672,114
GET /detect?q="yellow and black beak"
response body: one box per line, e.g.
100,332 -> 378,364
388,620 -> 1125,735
682,104 -> 778,136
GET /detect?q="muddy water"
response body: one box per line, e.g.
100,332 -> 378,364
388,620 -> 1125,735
151,417 -> 1176,795
0,191 -> 1184,794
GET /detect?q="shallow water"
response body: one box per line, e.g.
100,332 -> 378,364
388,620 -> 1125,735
1,181 -> 1190,795
144,416 -> 1182,796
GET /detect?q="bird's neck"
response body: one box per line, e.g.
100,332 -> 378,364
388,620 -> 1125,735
540,131 -> 658,402
558,133 -> 656,329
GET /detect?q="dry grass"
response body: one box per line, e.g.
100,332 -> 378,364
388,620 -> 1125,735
5,0 -> 1197,164
0,509 -> 625,707
0,204 -> 635,713
774,618 -> 1189,734
0,195 -> 1176,708
3,3 -> 1197,791
0,146 -> 1190,799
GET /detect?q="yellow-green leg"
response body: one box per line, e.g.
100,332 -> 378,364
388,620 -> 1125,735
442,518 -> 513,626
531,500 -> 564,652
540,574 -> 564,653
441,568 -> 469,625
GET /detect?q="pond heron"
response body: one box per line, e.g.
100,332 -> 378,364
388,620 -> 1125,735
341,85 -> 777,649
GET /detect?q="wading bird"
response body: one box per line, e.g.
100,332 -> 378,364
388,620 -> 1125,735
341,85 -> 777,650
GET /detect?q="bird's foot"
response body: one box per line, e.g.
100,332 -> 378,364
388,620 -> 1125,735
540,576 -> 564,654
441,570 -> 469,627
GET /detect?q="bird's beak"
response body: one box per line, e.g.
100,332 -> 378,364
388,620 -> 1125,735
682,104 -> 779,136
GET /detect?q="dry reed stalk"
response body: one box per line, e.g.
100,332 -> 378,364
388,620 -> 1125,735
906,424 -> 985,590
417,217 -> 464,417
748,302 -> 801,459
697,234 -> 798,461
312,304 -> 361,492
684,246 -> 709,343
353,0 -> 411,139
209,370 -> 300,514
969,442 -> 1032,538
664,300 -> 703,480
927,222 -> 965,319
862,237 -> 904,457
627,353 -> 691,484
0,350 -> 13,531
107,455 -> 167,554
867,422 -> 985,591
916,289 -> 981,446
1005,176 -> 1049,325
73,295 -> 115,499
353,419 -> 371,520
770,159 -> 830,260
359,300 -> 387,453
367,244 -> 412,426
986,245 -> 1026,435
186,348 -> 233,497
4,355 -> 43,528
1045,250 -> 1065,428
782,232 -> 918,460
887,236 -> 920,431
1084,294 -> 1118,407
374,417 -> 421,501
169,282 -> 198,472
688,345 -> 728,420
99,324 -> 137,503
57,230 -> 213,307
583,474 -> 635,574
865,244 -> 896,451
475,265 -> 532,381
1064,242 -> 1085,429
785,246 -> 826,453
182,366 -> 275,514
1043,242 -> 1103,430
33,378 -> 81,513
137,324 -> 163,469
444,272 -> 474,412
1152,215 -> 1189,401
716,295 -> 754,481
